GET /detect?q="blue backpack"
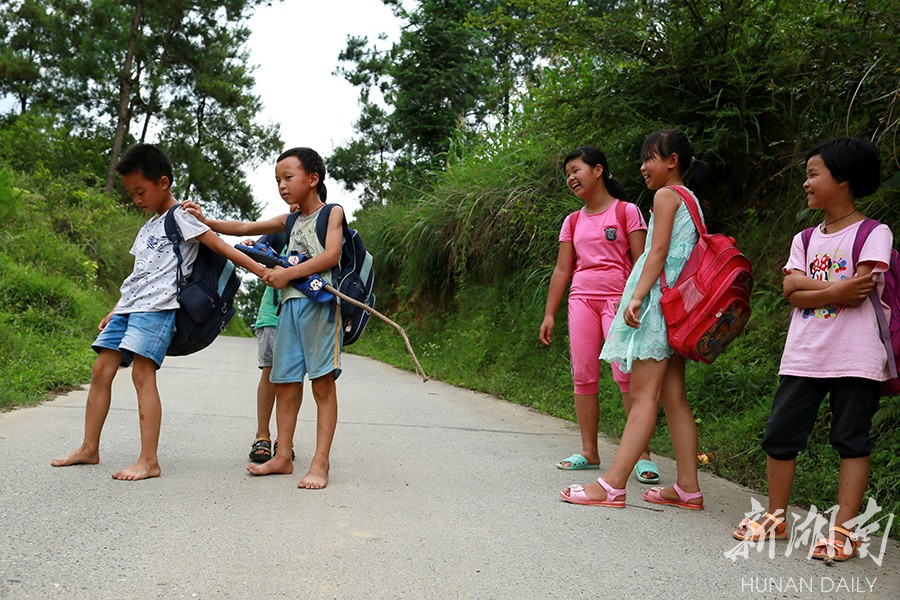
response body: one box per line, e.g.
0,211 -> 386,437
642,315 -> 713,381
285,204 -> 375,345
164,205 -> 241,356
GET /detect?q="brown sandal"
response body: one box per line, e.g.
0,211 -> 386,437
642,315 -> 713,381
732,511 -> 788,542
812,526 -> 860,562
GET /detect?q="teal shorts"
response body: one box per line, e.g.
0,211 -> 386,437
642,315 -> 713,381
270,298 -> 342,383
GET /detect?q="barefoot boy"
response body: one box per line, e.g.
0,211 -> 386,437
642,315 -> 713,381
183,147 -> 343,489
52,143 -> 266,480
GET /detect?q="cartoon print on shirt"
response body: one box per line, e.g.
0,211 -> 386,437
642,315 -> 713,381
290,230 -> 314,258
146,235 -> 170,252
801,249 -> 850,320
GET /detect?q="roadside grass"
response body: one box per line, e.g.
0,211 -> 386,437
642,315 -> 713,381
0,165 -> 252,410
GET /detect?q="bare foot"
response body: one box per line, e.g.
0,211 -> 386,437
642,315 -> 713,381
247,454 -> 293,476
51,447 -> 99,467
111,461 -> 160,481
298,462 -> 329,489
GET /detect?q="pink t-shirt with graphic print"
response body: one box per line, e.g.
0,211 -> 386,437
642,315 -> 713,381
779,220 -> 893,381
559,200 -> 647,300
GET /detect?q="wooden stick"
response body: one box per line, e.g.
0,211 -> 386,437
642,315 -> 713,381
324,284 -> 428,382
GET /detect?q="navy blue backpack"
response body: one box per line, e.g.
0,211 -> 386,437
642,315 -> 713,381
163,205 -> 241,356
284,204 -> 375,345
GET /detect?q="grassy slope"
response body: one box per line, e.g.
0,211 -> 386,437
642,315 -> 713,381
0,166 -> 250,410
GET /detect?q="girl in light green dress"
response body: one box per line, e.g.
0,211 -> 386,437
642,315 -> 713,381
561,129 -> 708,509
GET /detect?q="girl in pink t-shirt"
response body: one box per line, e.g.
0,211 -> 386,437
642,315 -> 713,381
731,137 -> 893,563
540,146 -> 649,477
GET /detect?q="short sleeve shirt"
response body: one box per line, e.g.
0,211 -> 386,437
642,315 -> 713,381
281,206 -> 335,303
115,208 -> 210,314
779,221 -> 893,381
560,200 -> 647,299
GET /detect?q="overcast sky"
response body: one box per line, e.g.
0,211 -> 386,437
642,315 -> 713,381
245,1 -> 401,221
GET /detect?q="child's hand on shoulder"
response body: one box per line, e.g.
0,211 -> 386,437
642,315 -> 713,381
180,200 -> 206,222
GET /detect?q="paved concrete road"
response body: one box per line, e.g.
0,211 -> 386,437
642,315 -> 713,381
1,337 -> 898,599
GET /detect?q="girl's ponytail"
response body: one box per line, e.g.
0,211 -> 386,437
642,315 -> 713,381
605,173 -> 627,200
563,145 -> 627,200
641,129 -> 707,195
685,156 -> 708,195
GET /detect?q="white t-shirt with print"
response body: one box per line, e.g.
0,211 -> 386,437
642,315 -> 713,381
779,221 -> 893,381
115,207 -> 210,314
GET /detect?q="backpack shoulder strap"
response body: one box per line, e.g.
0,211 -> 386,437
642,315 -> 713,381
800,227 -> 815,251
284,210 -> 301,238
615,199 -> 628,234
799,226 -> 816,269
666,185 -> 706,236
566,210 -> 581,255
315,203 -> 341,247
852,219 -> 881,267
852,219 -> 897,378
163,204 -> 187,287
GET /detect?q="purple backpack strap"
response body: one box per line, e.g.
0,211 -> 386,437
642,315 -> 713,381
852,219 -> 880,265
854,219 -> 897,379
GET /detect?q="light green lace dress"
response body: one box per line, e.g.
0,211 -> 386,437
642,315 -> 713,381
599,191 -> 702,372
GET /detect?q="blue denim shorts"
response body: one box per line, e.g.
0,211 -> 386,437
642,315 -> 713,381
270,298 -> 342,383
92,310 -> 176,368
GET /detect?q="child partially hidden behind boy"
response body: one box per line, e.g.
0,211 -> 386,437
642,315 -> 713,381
52,144 -> 267,480
183,147 -> 344,490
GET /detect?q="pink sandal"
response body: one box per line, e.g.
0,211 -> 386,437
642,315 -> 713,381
642,483 -> 704,510
560,476 -> 626,507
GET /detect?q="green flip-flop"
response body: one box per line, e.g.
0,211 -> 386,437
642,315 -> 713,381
556,453 -> 600,470
634,459 -> 660,483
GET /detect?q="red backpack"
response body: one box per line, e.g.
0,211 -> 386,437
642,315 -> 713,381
658,186 -> 754,364
801,219 -> 899,396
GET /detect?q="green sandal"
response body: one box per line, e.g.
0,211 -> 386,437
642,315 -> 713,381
634,459 -> 660,484
556,453 -> 600,471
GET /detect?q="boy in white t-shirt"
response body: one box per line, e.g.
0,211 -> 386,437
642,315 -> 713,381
51,144 -> 266,481
731,138 -> 893,562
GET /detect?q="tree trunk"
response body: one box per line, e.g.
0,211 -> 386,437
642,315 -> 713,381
105,2 -> 144,194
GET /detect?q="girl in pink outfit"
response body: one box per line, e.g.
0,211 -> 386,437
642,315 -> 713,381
731,137 -> 893,562
540,146 -> 651,479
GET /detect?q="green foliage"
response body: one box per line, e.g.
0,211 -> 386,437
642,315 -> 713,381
346,0 -> 899,532
0,154 -> 254,408
0,163 -> 142,408
0,0 -> 281,220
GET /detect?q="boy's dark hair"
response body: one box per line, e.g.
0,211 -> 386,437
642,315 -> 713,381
806,137 -> 881,199
641,129 -> 708,193
115,143 -> 175,186
277,147 -> 328,201
563,145 -> 627,200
